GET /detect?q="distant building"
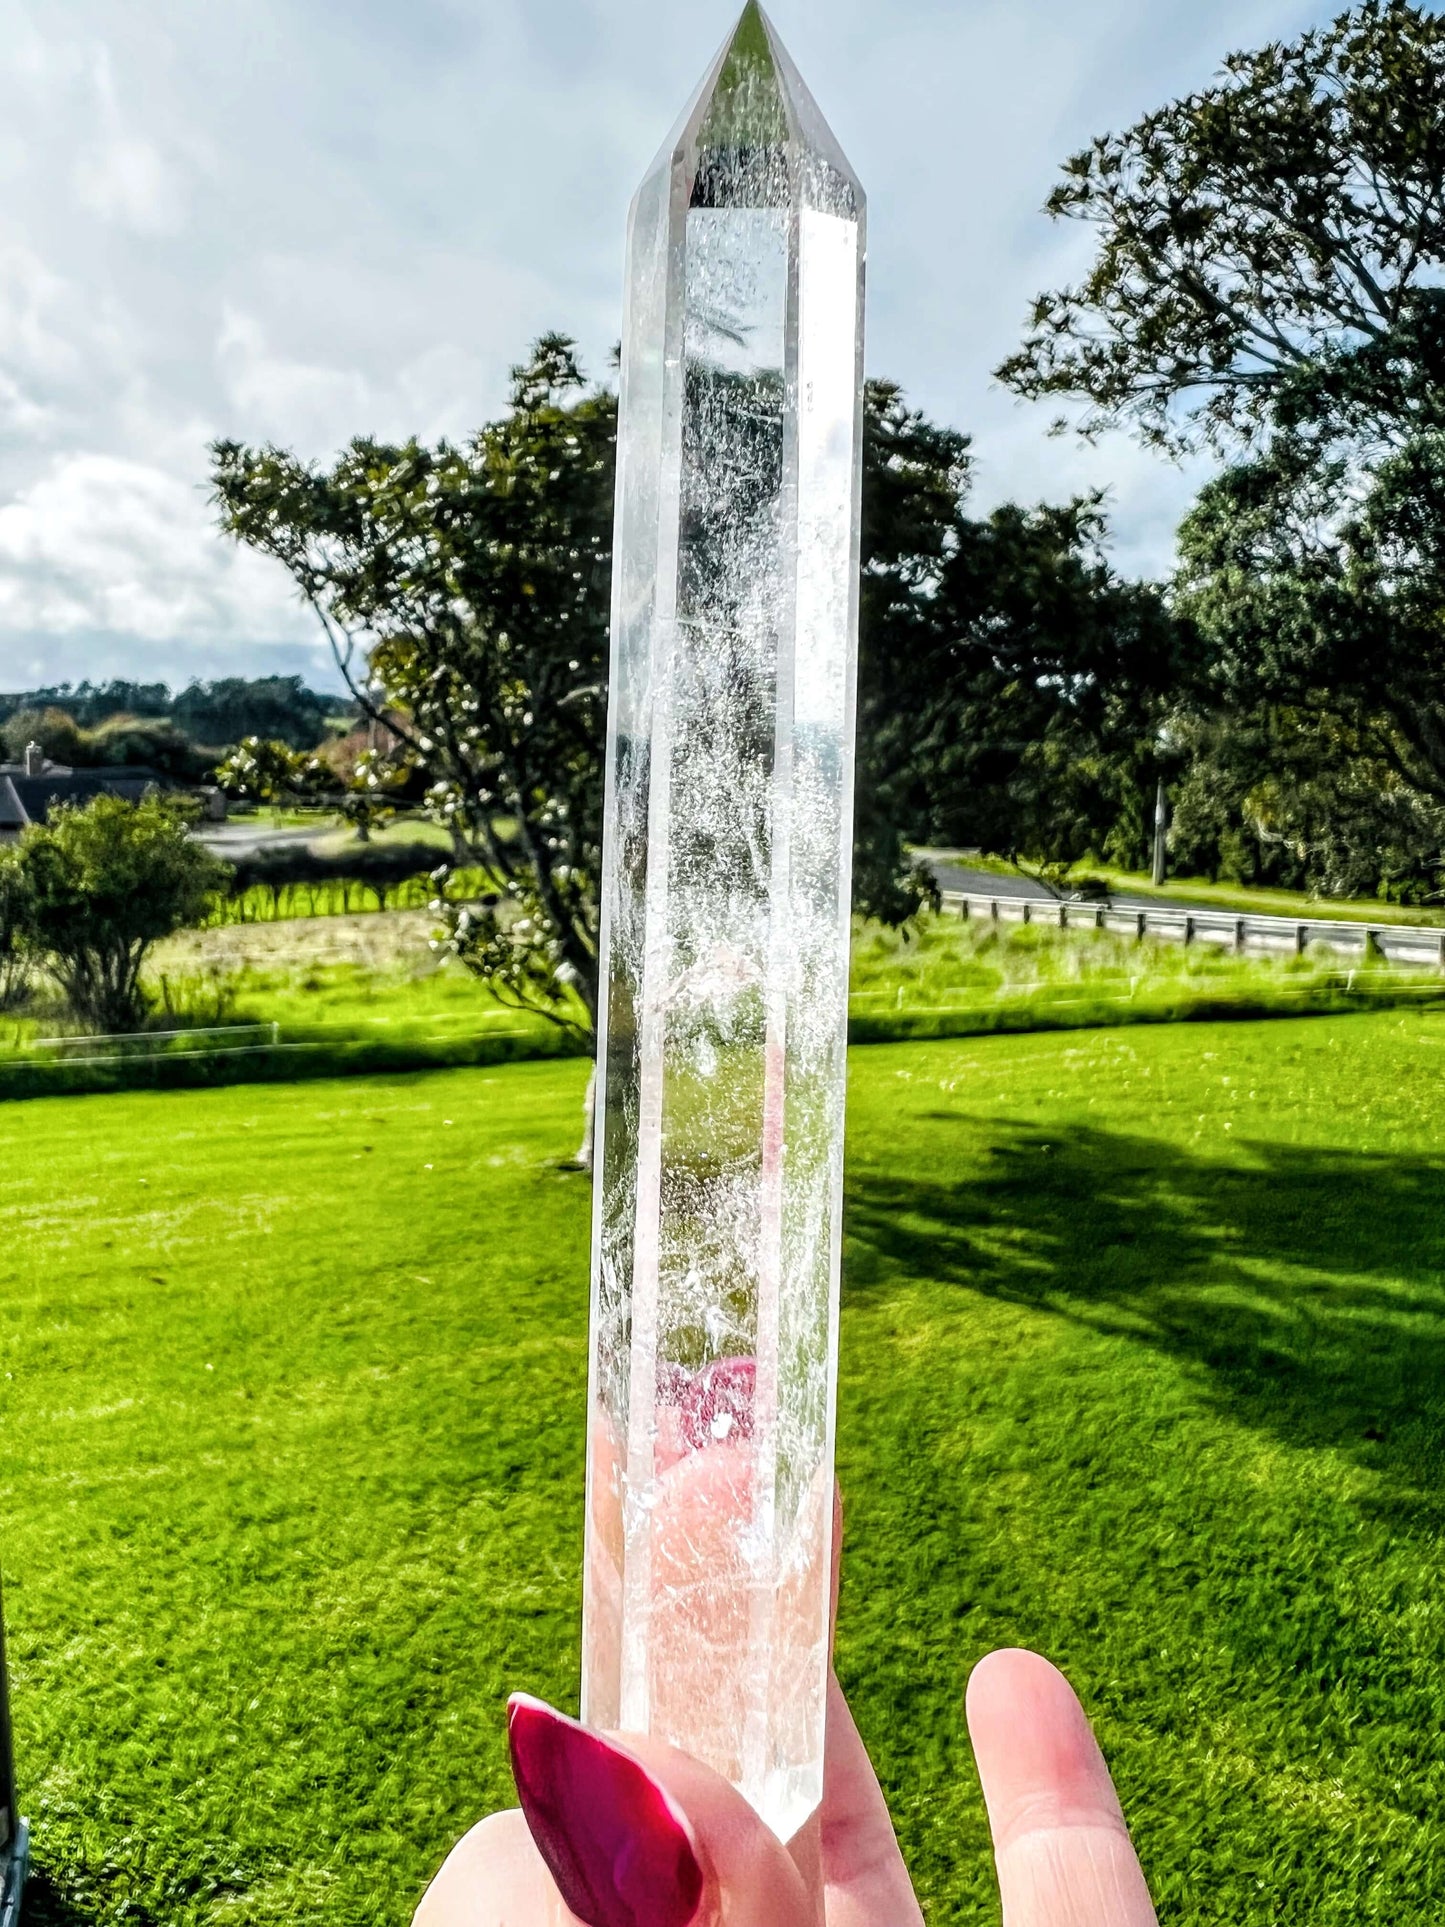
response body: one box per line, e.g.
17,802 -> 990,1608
0,741 -> 167,842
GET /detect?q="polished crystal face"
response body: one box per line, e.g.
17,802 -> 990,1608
583,1 -> 865,1842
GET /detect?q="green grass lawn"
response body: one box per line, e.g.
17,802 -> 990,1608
6,909 -> 1441,1103
5,1015 -> 1445,1923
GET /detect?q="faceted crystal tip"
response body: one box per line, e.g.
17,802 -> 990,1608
638,3 -> 863,216
700,2 -> 790,149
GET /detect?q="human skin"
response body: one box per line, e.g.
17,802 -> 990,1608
415,1648 -> 1158,1926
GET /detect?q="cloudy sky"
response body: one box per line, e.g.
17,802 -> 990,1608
1,0 -> 1321,696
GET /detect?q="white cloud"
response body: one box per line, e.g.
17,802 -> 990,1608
0,0 -> 1326,689
70,44 -> 186,235
216,310 -> 374,452
0,454 -> 306,641
73,132 -> 183,236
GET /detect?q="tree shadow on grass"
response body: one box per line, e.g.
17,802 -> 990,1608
843,1120 -> 1445,1532
18,1870 -> 111,1927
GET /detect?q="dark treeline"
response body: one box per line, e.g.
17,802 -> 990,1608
0,676 -> 344,757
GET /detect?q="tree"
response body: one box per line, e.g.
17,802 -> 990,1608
0,851 -> 30,1011
878,488 -> 1187,870
214,338 -> 1178,1023
1,706 -> 89,768
213,336 -> 613,1033
214,736 -> 332,807
171,675 -> 334,751
998,2 -> 1445,452
1173,430 -> 1445,879
1158,699 -> 1445,897
15,795 -> 231,1032
0,681 -> 171,729
88,714 -> 213,780
215,732 -> 407,842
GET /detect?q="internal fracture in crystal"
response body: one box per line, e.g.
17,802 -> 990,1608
582,2 -> 866,1843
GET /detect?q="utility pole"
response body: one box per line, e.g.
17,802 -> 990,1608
1151,778 -> 1168,888
0,1579 -> 27,1927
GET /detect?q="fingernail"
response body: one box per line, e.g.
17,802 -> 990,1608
507,1694 -> 705,1927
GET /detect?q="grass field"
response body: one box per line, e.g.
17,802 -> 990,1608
6,908 -> 1442,1104
5,1011 -> 1445,1923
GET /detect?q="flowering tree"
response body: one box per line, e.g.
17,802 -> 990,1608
212,337 -> 610,1034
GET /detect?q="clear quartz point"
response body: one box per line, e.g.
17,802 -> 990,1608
582,1 -> 866,1843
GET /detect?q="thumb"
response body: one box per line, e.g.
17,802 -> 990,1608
416,1694 -> 819,1927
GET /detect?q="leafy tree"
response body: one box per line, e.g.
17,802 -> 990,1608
999,1 -> 1445,452
1175,431 -> 1445,814
88,714 -> 213,779
0,678 -> 337,748
0,850 -> 31,1010
15,795 -> 231,1032
1,706 -> 89,768
883,489 -> 1187,869
214,736 -> 332,807
214,338 -> 1177,1024
215,733 -> 406,842
213,337 -> 620,1032
172,676 -> 335,752
0,681 -> 170,728
1159,700 -> 1445,897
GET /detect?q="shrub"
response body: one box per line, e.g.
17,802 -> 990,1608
15,794 -> 232,1032
0,848 -> 31,1009
1,705 -> 90,768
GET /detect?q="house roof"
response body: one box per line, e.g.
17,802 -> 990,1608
0,770 -> 166,830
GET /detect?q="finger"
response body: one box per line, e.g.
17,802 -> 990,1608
622,1726 -> 820,1927
499,1694 -> 818,1927
816,1486 -> 923,1925
419,1485 -> 859,1926
414,1808 -> 575,1926
819,1674 -> 925,1927
966,1649 -> 1157,1927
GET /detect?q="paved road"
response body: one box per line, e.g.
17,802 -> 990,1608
923,855 -> 1206,917
920,850 -> 1445,968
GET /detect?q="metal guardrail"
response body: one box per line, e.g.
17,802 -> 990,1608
942,891 -> 1445,971
0,1581 -> 28,1927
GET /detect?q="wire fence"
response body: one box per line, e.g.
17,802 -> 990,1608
9,1022 -> 281,1071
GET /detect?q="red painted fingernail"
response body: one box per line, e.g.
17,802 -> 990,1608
507,1694 -> 705,1927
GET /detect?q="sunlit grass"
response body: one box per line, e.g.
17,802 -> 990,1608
5,1013 -> 1445,1923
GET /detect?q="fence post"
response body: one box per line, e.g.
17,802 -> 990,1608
1234,917 -> 1246,954
1,1575 -> 28,1927
1438,930 -> 1445,975
1021,901 -> 1031,926
1058,903 -> 1068,929
1183,915 -> 1195,946
960,897 -> 970,921
1296,924 -> 1308,956
1136,911 -> 1147,943
990,898 -> 999,923
1094,905 -> 1105,931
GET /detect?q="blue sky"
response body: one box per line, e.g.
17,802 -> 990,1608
0,0 -> 1320,695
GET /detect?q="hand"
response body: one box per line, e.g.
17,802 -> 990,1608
414,1648 -> 1156,1927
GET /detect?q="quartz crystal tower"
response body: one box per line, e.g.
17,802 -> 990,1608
583,2 -> 865,1843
